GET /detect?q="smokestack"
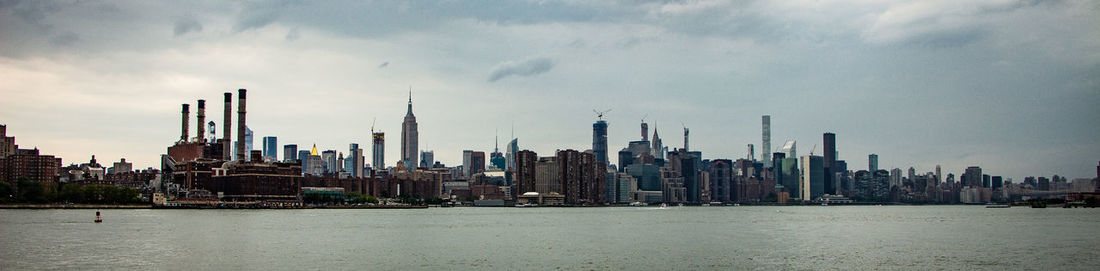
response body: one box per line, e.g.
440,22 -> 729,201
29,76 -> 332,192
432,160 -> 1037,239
196,99 -> 205,143
181,104 -> 190,142
223,92 -> 232,161
236,89 -> 247,161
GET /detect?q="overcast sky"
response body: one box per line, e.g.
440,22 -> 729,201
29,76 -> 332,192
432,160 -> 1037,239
1,0 -> 1097,180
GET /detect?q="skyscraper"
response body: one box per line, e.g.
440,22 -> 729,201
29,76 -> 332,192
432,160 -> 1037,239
823,132 -> 836,195
372,132 -> 384,170
322,150 -> 337,174
349,143 -> 364,177
401,90 -> 419,170
781,140 -> 796,158
506,138 -> 518,171
592,119 -> 608,166
651,127 -> 663,160
800,155 -> 824,201
761,115 -> 770,165
420,150 -> 434,168
965,166 -> 982,187
283,144 -> 297,163
868,154 -> 878,172
262,136 -> 277,162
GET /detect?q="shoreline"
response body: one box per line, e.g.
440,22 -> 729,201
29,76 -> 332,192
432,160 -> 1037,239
0,204 -> 153,209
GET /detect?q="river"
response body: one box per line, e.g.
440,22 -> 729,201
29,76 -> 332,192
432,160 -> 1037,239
2,206 -> 1098,270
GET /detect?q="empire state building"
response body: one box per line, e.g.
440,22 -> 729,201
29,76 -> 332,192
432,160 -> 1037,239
401,91 -> 419,169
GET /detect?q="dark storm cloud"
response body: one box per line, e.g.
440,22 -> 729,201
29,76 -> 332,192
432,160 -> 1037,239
488,57 -> 554,82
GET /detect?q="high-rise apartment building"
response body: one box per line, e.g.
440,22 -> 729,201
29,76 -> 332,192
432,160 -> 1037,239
420,150 -> 434,169
372,132 -> 384,170
761,115 -> 770,165
349,143 -> 364,177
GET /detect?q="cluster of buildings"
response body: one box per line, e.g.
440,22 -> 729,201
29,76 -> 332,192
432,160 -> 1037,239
4,88 -> 1099,207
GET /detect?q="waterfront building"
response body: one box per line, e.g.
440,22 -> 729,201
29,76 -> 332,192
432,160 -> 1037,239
823,132 -> 836,195
778,157 -> 800,197
284,144 -> 298,162
800,155 -> 824,201
262,136 -> 277,162
401,91 -> 419,169
515,150 -> 538,195
626,163 -> 661,191
709,159 -> 733,202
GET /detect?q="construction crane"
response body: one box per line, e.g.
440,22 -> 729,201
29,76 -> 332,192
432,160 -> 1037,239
810,143 -> 817,156
593,108 -> 612,120
370,117 -> 376,133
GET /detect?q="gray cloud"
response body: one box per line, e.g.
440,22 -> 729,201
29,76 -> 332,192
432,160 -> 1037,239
173,17 -> 202,36
488,57 -> 554,82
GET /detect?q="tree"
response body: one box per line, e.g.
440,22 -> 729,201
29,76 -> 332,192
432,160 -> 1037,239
16,178 -> 46,203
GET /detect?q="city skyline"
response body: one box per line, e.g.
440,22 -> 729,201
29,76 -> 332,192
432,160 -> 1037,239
0,1 -> 1097,179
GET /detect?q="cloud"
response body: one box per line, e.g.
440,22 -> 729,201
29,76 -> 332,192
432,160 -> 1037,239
378,61 -> 389,68
285,28 -> 300,40
173,17 -> 203,36
49,32 -> 78,46
487,57 -> 554,82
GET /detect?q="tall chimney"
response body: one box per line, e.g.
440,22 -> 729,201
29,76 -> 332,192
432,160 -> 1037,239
181,104 -> 190,142
223,92 -> 232,161
196,99 -> 205,143
236,88 -> 247,161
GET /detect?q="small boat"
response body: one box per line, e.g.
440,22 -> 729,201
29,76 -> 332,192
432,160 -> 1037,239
94,211 -> 103,223
985,204 -> 1010,208
657,203 -> 669,209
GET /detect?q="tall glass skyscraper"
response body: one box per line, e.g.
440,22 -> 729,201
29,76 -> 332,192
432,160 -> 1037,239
592,120 -> 608,167
801,155 -> 824,201
762,115 -> 770,166
283,144 -> 298,163
262,136 -> 277,161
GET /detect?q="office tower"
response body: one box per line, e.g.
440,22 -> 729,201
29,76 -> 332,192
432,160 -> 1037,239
800,155 -> 824,201
463,150 -> 473,177
262,136 -> 277,162
890,168 -> 903,188
222,92 -> 232,161
780,156 -> 800,197
420,150 -> 434,169
747,144 -> 755,161
781,140 -> 796,158
401,91 -> 419,169
236,89 -> 247,161
823,133 -> 836,195
592,119 -> 608,166
337,153 -> 346,174
322,150 -> 337,174
868,154 -> 878,172
490,134 -> 505,170
983,174 -> 991,188
992,176 -> 1003,190
932,164 -> 941,182
761,115 -> 770,165
349,143 -> 364,177
284,144 -> 298,162
964,166 -> 982,187
641,121 -> 649,142
297,149 -> 310,173
372,132 -> 384,170
651,127 -> 663,160
506,138 -> 519,171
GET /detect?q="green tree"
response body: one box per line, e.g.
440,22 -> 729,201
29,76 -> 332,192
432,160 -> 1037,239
16,178 -> 46,203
